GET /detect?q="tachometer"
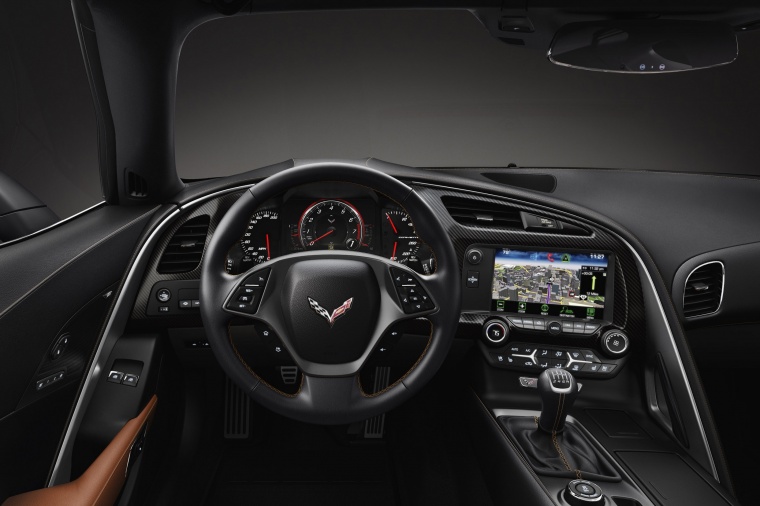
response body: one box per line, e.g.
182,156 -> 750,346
298,199 -> 364,250
382,208 -> 421,263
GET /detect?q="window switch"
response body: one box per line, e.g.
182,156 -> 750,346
107,371 -> 124,384
122,374 -> 139,387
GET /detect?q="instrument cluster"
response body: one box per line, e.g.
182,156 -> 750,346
225,186 -> 435,275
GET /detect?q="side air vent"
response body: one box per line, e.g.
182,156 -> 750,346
683,261 -> 724,318
157,215 -> 210,274
127,171 -> 148,198
442,197 -> 523,229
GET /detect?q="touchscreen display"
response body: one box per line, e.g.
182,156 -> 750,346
491,249 -> 609,320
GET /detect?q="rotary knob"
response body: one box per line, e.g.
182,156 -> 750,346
483,319 -> 509,347
601,329 -> 629,358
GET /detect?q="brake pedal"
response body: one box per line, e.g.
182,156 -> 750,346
224,376 -> 250,439
364,366 -> 391,439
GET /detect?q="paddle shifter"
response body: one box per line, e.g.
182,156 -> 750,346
537,368 -> 579,433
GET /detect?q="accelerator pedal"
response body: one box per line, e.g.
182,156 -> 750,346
364,366 -> 391,439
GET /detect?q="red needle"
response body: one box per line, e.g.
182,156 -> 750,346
386,213 -> 398,234
309,229 -> 334,245
392,241 -> 398,259
265,233 -> 271,260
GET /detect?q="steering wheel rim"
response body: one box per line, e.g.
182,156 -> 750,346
200,162 -> 461,424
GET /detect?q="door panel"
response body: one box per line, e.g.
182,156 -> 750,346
0,205 -> 157,500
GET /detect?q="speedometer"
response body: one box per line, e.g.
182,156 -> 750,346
298,199 -> 364,250
382,208 -> 421,263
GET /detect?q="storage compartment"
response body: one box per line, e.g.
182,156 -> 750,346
616,451 -> 732,505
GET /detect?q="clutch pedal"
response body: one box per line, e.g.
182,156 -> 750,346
224,375 -> 250,439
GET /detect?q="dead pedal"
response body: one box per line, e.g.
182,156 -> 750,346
364,366 -> 391,439
224,375 -> 250,439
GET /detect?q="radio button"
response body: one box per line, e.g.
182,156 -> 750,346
548,321 -> 562,335
521,318 -> 535,329
584,323 -> 601,334
562,321 -> 574,333
533,318 -> 546,330
573,322 -> 586,333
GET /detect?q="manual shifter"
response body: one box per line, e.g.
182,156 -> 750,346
537,368 -> 579,433
502,367 -> 618,483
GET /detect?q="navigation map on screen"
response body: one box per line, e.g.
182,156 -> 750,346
491,249 -> 609,319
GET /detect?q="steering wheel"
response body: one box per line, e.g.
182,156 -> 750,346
200,163 -> 461,424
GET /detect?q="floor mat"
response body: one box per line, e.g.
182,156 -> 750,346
204,417 -> 397,506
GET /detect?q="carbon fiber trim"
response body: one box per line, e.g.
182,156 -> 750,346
132,183 -> 644,346
131,191 -> 244,319
411,185 -> 644,344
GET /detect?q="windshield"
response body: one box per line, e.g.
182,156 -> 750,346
176,10 -> 760,178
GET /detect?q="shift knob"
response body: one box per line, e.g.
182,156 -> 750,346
538,368 -> 579,433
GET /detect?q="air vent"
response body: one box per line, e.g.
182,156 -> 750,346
157,215 -> 210,274
442,197 -> 523,229
683,261 -> 724,318
127,171 -> 148,198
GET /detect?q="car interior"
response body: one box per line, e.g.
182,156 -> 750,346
0,1 -> 758,505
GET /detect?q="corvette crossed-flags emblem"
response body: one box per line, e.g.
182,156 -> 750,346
307,297 -> 353,327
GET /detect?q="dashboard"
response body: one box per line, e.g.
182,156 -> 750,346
224,183 -> 434,275
106,162 -> 738,506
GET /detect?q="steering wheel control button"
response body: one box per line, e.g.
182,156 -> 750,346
179,299 -> 192,309
156,288 -> 171,302
565,480 -> 603,505
548,321 -> 562,335
483,319 -> 508,345
390,267 -> 434,313
225,268 -> 271,315
466,249 -> 483,265
601,330 -> 630,357
466,270 -> 480,287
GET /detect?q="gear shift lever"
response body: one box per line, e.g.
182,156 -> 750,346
537,368 -> 579,433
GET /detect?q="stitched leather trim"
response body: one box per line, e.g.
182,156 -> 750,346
358,319 -> 433,398
471,390 -> 555,503
4,395 -> 158,506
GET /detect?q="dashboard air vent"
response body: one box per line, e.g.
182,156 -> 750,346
442,197 -> 523,229
683,261 -> 724,318
157,215 -> 210,274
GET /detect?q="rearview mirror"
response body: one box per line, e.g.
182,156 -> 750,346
548,20 -> 737,73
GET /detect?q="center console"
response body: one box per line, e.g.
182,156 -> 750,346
462,245 -> 630,378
